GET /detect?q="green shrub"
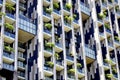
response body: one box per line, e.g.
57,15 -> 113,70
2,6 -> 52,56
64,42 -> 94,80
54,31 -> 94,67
5,23 -> 14,31
5,3 -> 15,12
54,53 -> 60,60
0,12 -> 5,18
68,69 -> 75,74
104,59 -> 112,64
53,3 -> 59,9
45,42 -> 54,48
114,36 -> 119,41
106,74 -> 113,79
47,61 -> 54,68
98,13 -> 106,19
45,23 -> 52,30
104,23 -> 110,30
4,45 -> 14,52
46,8 -> 52,14
77,63 -> 82,68
65,3 -> 72,10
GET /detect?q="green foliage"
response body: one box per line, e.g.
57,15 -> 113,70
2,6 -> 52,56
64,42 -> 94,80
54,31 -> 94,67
45,42 -> 54,48
104,23 -> 110,30
106,74 -> 113,79
104,59 -> 112,64
68,69 -> 75,74
112,68 -> 117,74
0,12 -> 5,18
47,61 -> 54,68
73,14 -> 77,19
64,16 -> 73,22
114,36 -> 119,41
53,3 -> 59,9
98,12 -> 106,19
4,45 -> 14,52
5,3 -> 15,12
115,6 -> 119,11
54,53 -> 60,60
65,3 -> 72,10
46,8 -> 52,14
45,23 -> 52,30
5,23 -> 14,31
77,63 -> 82,68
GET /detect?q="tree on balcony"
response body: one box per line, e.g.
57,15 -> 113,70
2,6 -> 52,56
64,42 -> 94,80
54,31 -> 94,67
5,23 -> 14,31
106,74 -> 113,79
104,59 -> 112,64
45,42 -> 55,48
47,61 -> 54,68
4,45 -> 14,52
45,23 -> 52,30
77,63 -> 82,68
54,53 -> 60,60
98,12 -> 106,19
5,3 -> 15,13
53,3 -> 59,9
112,67 -> 117,74
65,3 -> 72,10
64,15 -> 73,23
114,36 -> 119,41
68,69 -> 75,74
45,8 -> 52,14
104,23 -> 110,30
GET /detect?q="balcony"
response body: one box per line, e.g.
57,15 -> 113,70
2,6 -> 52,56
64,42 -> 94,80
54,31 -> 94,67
102,2 -> 107,8
43,29 -> 52,39
67,75 -> 75,80
18,53 -> 25,61
99,32 -> 105,40
63,5 -> 70,14
19,14 -> 36,43
43,11 -> 51,21
64,21 -> 71,32
55,42 -> 62,52
44,65 -> 53,76
56,60 -> 64,71
106,29 -> 111,36
18,42 -> 25,52
3,51 -> 14,64
77,69 -> 84,78
5,13 -> 15,23
19,3 -> 26,11
66,55 -> 74,65
43,0 -> 51,6
108,43 -> 114,51
53,9 -> 61,19
80,2 -> 90,16
85,44 -> 95,64
44,47 -> 53,57
45,77 -> 53,80
18,62 -> 25,70
3,63 -> 14,71
103,62 -> 109,70
4,31 -> 15,43
18,72 -> 25,80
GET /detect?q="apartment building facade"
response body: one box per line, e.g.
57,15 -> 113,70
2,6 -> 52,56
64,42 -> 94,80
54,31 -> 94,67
0,0 -> 120,80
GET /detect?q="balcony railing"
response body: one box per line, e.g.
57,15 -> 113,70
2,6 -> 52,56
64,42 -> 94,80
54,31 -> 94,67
44,29 -> 51,35
56,60 -> 63,66
55,42 -> 62,48
44,65 -> 53,72
53,9 -> 60,14
4,31 -> 15,38
3,63 -> 14,71
103,62 -> 109,66
66,55 -> 74,61
19,14 -> 36,35
80,2 -> 90,15
77,68 -> 84,73
3,51 -> 14,59
64,21 -> 71,27
108,43 -> 113,47
45,77 -> 53,80
18,62 -> 25,68
68,75 -> 75,80
99,32 -> 104,36
111,58 -> 116,62
106,29 -> 111,33
102,2 -> 107,7
18,72 -> 25,77
85,44 -> 95,59
43,11 -> 51,18
6,13 -> 15,19
18,42 -> 25,49
63,5 -> 70,12
73,19 -> 78,24
44,47 -> 53,53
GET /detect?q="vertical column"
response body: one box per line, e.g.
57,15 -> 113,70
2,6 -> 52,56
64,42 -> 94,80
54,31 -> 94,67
37,0 -> 44,79
13,0 -> 19,80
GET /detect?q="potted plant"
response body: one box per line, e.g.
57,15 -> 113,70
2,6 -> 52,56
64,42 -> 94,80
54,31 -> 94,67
104,59 -> 112,64
5,23 -> 14,31
77,63 -> 82,68
45,23 -> 52,30
53,3 -> 59,9
45,8 -> 52,14
104,23 -> 110,30
47,61 -> 54,68
5,3 -> 15,12
45,42 -> 54,48
112,68 -> 117,74
114,36 -> 119,41
106,74 -> 113,79
54,53 -> 60,60
68,69 -> 75,74
98,12 -> 106,19
4,45 -> 14,52
64,15 -> 73,23
65,3 -> 72,10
